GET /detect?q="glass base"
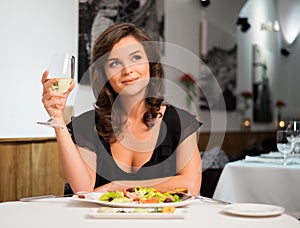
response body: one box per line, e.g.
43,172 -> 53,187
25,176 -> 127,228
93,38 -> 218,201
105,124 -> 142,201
36,117 -> 63,129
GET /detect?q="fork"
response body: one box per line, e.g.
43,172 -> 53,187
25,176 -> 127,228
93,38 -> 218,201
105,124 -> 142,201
179,193 -> 230,205
195,195 -> 231,205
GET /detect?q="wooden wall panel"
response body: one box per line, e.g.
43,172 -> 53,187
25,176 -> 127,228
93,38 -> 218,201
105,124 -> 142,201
17,144 -> 32,199
31,142 -> 46,196
45,141 -> 65,195
0,139 -> 66,202
0,144 -> 17,201
199,131 -> 276,160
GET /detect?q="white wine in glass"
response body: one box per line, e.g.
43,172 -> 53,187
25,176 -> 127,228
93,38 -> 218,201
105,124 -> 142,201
37,52 -> 75,128
47,52 -> 75,92
47,78 -> 74,93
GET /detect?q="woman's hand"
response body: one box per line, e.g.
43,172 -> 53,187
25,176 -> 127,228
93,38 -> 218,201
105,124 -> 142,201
93,181 -> 142,193
41,70 -> 75,120
93,182 -> 125,192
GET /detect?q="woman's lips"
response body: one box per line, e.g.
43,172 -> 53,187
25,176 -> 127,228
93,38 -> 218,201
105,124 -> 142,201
122,77 -> 139,85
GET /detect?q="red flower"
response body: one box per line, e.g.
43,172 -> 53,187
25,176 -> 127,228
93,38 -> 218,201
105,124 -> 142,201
181,73 -> 196,84
276,100 -> 286,107
240,91 -> 253,99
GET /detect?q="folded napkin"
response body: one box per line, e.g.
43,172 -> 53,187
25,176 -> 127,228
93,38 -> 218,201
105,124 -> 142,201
245,154 -> 300,165
244,155 -> 283,165
260,151 -> 283,159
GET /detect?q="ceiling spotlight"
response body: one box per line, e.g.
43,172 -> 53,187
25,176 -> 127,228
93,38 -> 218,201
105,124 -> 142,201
236,17 -> 251,33
281,47 -> 290,57
261,20 -> 280,32
200,0 -> 210,7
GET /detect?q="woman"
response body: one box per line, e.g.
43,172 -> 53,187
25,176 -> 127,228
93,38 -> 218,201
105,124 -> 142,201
41,23 -> 202,195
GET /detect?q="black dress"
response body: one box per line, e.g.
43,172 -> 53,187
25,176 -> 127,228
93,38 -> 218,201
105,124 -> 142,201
67,105 -> 202,189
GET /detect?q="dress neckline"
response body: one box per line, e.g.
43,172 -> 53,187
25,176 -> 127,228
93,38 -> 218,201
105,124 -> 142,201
107,105 -> 170,175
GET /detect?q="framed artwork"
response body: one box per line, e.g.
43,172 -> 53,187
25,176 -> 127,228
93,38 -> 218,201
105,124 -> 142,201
252,44 -> 273,123
198,20 -> 237,111
78,0 -> 165,84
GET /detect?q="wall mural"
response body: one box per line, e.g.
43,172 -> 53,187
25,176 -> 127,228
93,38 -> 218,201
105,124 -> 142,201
198,20 -> 237,111
252,44 -> 273,123
78,0 -> 165,84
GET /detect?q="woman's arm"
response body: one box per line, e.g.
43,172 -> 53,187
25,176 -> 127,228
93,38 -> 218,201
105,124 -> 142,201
41,70 -> 96,193
94,132 -> 202,195
55,127 -> 97,193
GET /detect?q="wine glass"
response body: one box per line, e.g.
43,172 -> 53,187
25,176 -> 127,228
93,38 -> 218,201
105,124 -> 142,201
277,130 -> 293,165
37,52 -> 75,128
286,121 -> 300,154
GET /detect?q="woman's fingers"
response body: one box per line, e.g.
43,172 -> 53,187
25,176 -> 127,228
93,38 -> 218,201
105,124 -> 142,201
42,98 -> 66,118
43,89 -> 66,99
43,96 -> 65,107
41,70 -> 48,83
41,69 -> 75,118
67,80 -> 76,93
42,78 -> 58,94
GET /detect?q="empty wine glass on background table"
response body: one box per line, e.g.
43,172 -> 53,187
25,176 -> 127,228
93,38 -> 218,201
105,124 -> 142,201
37,52 -> 75,128
286,121 -> 300,157
277,130 -> 293,165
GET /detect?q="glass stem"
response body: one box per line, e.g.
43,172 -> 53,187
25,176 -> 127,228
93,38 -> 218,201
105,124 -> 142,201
282,154 -> 288,165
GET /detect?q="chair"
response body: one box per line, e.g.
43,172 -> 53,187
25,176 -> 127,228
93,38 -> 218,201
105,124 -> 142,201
200,146 -> 229,197
64,183 -> 74,196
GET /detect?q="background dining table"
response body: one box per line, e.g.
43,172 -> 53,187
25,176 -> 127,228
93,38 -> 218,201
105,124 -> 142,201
213,157 -> 300,219
0,196 -> 299,228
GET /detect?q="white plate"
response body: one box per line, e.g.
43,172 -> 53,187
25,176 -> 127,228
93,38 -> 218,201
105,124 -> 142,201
222,203 -> 285,217
88,207 -> 187,219
72,192 -> 195,208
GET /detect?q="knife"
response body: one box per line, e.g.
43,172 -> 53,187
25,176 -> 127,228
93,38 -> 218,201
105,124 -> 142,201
20,195 -> 57,202
20,192 -> 85,202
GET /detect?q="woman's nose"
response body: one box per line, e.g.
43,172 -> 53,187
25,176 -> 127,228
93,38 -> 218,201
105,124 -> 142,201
122,63 -> 134,75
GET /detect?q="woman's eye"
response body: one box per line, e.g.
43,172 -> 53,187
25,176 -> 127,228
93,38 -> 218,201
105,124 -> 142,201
109,61 -> 120,68
132,55 -> 142,61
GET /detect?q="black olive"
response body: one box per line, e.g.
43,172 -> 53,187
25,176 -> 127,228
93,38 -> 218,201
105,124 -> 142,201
164,197 -> 173,203
176,193 -> 184,198
126,187 -> 135,192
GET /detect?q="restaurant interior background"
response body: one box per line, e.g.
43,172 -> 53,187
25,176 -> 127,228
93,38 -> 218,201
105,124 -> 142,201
0,0 -> 299,138
0,0 -> 299,201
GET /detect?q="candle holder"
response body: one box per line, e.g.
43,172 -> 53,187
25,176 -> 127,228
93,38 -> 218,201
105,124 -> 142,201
240,118 -> 251,131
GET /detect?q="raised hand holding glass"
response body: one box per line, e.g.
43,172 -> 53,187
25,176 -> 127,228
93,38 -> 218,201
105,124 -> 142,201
37,53 -> 75,128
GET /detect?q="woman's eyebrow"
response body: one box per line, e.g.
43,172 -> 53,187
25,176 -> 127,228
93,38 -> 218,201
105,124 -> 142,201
106,50 -> 143,62
129,50 -> 142,56
106,57 -> 119,62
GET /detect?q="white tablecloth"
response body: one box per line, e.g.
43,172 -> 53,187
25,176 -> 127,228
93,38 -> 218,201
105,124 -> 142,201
0,198 -> 299,228
213,159 -> 300,218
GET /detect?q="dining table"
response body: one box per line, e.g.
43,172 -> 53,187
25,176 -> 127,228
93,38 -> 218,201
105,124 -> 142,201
213,153 -> 300,219
0,195 -> 299,228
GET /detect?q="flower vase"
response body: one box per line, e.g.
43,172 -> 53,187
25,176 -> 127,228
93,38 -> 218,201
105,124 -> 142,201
186,94 -> 193,110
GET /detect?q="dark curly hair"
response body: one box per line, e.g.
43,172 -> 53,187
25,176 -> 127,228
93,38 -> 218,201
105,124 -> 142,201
90,22 -> 165,143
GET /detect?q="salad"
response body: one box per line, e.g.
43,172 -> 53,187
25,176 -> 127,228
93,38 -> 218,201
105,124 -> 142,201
99,186 -> 188,204
97,207 -> 176,214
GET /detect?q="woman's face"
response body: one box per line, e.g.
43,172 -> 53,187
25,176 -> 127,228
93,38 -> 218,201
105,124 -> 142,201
104,36 -> 150,95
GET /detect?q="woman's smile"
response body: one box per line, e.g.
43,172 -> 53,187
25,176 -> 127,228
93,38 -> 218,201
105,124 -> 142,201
122,76 -> 139,85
